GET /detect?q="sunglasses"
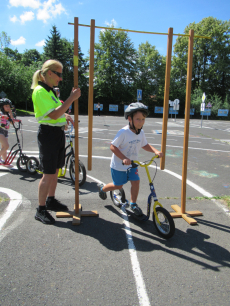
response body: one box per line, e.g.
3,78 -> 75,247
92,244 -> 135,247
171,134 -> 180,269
51,70 -> 63,78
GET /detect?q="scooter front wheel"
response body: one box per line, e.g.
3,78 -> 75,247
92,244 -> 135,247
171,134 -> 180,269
17,155 -> 28,172
110,188 -> 126,207
152,207 -> 175,239
69,157 -> 87,186
27,157 -> 39,174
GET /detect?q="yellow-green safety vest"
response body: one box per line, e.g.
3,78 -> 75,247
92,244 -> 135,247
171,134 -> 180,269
32,84 -> 66,126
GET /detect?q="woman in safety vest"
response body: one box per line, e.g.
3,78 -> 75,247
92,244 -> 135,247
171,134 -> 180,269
31,59 -> 81,225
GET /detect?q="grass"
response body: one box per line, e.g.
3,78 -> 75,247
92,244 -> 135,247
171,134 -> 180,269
199,133 -> 230,145
159,196 -> 230,209
187,196 -> 230,208
16,109 -> 34,116
0,196 -> 10,203
159,197 -> 179,200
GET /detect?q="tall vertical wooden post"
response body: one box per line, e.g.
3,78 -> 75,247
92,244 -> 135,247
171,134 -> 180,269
56,17 -> 98,224
171,29 -> 202,224
87,19 -> 95,171
160,28 -> 173,170
73,17 -> 80,215
181,29 -> 194,213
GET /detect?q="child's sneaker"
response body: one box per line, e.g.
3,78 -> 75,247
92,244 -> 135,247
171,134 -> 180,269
130,204 -> 143,216
97,183 -> 107,200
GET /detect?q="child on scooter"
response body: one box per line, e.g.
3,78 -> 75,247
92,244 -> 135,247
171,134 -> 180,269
0,98 -> 15,164
97,102 -> 163,216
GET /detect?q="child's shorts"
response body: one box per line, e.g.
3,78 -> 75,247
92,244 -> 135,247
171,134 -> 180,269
0,127 -> 8,138
111,167 -> 140,186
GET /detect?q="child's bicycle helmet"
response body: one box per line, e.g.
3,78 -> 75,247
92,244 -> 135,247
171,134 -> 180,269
0,98 -> 12,114
125,102 -> 149,134
124,102 -> 148,119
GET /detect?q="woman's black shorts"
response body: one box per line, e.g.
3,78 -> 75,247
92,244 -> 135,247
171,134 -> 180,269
37,124 -> 65,174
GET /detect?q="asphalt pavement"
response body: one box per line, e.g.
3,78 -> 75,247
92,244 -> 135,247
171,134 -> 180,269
0,115 -> 230,306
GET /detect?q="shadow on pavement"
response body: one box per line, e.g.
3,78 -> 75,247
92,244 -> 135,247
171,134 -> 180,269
53,204 -> 230,273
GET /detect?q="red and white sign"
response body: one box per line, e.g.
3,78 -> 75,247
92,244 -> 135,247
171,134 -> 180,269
206,102 -> 212,108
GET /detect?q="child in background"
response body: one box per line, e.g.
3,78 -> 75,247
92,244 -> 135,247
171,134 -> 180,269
0,98 -> 15,164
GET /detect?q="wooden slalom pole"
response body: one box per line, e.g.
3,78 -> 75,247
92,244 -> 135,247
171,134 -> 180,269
56,17 -> 98,224
170,29 -> 203,224
87,19 -> 95,171
160,27 -> 173,170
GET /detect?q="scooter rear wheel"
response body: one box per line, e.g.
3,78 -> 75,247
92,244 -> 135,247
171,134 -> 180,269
110,188 -> 126,207
152,207 -> 175,239
27,157 -> 39,174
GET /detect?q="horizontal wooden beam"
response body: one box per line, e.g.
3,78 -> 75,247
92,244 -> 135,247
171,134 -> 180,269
68,22 -> 211,39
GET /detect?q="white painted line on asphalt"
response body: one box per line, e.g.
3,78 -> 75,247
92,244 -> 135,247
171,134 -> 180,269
22,129 -> 38,133
27,119 -> 38,124
73,136 -> 230,153
87,171 -> 150,306
147,143 -> 230,153
0,188 -> 22,231
0,173 -> 8,177
122,210 -> 151,306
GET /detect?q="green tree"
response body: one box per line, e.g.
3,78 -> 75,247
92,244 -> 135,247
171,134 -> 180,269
0,31 -> 11,52
4,47 -> 22,61
134,42 -> 166,111
94,28 -> 137,112
59,39 -> 89,113
0,52 -> 40,110
43,25 -> 65,63
43,26 -> 88,112
191,88 -> 230,118
171,17 -> 230,112
21,49 -> 42,66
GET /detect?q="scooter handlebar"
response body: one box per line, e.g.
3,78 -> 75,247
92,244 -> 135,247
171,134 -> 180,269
122,155 -> 159,167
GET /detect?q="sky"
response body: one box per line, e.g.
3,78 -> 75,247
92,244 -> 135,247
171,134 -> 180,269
0,0 -> 229,58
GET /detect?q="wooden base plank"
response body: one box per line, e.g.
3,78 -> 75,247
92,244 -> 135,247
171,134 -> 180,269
56,211 -> 73,218
56,205 -> 99,226
170,212 -> 183,218
72,213 -> 81,225
81,210 -> 98,217
56,210 -> 98,218
186,210 -> 203,216
170,204 -> 203,225
171,204 -> 182,213
182,213 -> 197,225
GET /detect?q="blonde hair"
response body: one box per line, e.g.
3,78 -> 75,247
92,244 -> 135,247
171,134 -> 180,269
31,59 -> 63,89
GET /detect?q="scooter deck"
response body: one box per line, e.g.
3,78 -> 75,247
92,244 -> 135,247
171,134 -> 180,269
124,206 -> 148,222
